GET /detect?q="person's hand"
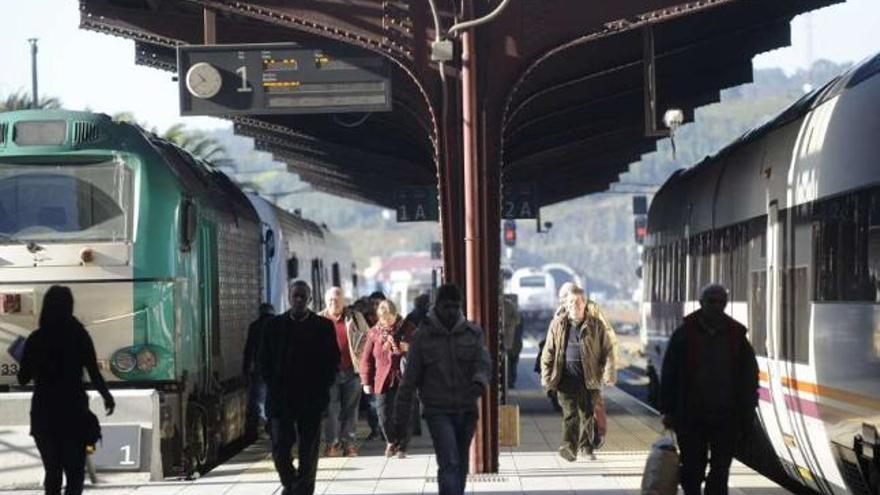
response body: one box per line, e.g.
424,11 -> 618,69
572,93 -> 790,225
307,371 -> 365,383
399,342 -> 409,353
104,397 -> 116,416
363,385 -> 373,395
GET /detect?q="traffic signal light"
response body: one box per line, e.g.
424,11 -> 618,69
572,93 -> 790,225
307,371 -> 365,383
634,216 -> 647,245
632,195 -> 648,215
503,220 -> 516,247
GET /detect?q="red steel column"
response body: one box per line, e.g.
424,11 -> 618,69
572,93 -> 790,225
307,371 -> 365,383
461,0 -> 500,474
460,0 -> 486,474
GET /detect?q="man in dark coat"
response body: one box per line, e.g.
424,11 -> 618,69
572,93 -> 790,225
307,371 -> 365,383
243,303 -> 275,438
660,283 -> 759,495
395,284 -> 491,495
261,281 -> 339,495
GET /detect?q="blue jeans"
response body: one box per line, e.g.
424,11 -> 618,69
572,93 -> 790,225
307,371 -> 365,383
425,410 -> 478,495
324,370 -> 361,446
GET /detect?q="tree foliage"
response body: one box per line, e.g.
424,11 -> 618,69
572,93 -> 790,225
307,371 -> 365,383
0,90 -> 61,111
112,112 -> 227,162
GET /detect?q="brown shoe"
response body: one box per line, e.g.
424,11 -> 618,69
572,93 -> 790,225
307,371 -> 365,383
323,443 -> 342,457
344,445 -> 359,457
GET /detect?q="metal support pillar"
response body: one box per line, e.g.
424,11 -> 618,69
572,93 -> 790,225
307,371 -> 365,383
203,7 -> 217,44
28,39 -> 38,108
461,0 -> 500,474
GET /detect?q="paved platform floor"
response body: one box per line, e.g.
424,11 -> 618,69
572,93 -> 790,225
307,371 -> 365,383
0,343 -> 790,494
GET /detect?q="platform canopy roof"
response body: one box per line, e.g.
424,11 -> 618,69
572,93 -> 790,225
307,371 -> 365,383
80,0 -> 840,207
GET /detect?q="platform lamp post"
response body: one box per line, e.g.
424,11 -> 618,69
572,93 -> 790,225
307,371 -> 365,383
28,38 -> 38,108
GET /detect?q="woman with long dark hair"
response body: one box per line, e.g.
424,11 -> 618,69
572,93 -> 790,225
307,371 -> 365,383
17,286 -> 115,495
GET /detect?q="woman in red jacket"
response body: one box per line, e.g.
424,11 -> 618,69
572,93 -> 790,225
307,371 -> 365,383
360,299 -> 413,458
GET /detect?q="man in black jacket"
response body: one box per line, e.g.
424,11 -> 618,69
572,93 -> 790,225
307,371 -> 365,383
660,284 -> 759,495
261,281 -> 339,495
244,303 -> 274,438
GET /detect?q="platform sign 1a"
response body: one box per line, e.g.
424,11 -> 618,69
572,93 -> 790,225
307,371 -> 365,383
502,183 -> 537,219
395,186 -> 439,222
178,42 -> 392,117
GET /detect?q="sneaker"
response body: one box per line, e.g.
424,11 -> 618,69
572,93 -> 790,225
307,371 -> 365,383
579,447 -> 597,461
558,447 -> 577,462
384,443 -> 398,458
344,445 -> 359,457
397,450 -> 407,459
323,443 -> 342,458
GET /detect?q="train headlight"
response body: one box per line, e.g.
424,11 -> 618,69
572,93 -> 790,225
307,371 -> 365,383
112,350 -> 136,373
136,348 -> 158,372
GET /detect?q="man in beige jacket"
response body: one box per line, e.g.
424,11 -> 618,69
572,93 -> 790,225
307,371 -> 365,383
541,287 -> 614,461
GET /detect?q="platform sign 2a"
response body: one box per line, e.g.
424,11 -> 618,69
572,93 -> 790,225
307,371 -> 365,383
178,42 -> 392,117
502,183 -> 537,219
395,186 -> 439,222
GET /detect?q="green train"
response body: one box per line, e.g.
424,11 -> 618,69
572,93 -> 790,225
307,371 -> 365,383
0,110 -> 356,478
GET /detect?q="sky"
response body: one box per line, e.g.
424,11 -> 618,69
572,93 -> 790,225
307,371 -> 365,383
0,0 -> 879,133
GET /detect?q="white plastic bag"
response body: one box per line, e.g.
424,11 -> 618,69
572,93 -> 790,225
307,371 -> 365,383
641,431 -> 679,495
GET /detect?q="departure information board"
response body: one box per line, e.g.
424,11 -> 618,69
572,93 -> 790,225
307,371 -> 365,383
178,43 -> 392,116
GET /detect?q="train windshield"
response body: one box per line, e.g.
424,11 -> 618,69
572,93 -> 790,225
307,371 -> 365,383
0,160 -> 132,244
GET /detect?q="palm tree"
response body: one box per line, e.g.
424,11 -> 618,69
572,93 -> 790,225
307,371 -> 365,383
0,90 -> 61,111
112,113 -> 227,162
162,123 -> 226,162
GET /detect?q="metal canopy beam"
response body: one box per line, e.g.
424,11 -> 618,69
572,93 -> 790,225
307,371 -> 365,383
79,0 -> 843,474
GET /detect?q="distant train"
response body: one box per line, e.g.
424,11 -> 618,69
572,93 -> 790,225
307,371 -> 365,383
0,110 -> 356,477
642,54 -> 880,494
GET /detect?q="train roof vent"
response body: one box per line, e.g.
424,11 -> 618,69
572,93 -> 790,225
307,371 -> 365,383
72,121 -> 102,145
0,122 -> 7,146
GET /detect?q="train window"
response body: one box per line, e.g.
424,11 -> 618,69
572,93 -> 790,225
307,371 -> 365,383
780,267 -> 810,363
179,199 -> 197,252
749,271 -> 767,356
732,225 -> 749,301
0,162 -> 132,243
332,262 -> 341,288
264,229 -> 276,260
287,256 -> 299,279
813,192 -> 875,302
311,259 -> 324,310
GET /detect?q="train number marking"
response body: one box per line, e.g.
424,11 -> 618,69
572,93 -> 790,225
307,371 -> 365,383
0,363 -> 19,376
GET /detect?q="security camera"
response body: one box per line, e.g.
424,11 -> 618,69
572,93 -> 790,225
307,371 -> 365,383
663,108 -> 684,131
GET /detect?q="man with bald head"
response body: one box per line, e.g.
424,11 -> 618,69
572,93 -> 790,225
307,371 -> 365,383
660,283 -> 759,495
319,286 -> 370,457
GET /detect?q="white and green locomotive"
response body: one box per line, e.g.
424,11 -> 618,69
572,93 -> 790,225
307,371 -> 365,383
0,110 -> 356,479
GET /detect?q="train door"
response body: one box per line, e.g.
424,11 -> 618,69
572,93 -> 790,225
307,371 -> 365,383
765,202 -> 826,492
198,223 -> 220,388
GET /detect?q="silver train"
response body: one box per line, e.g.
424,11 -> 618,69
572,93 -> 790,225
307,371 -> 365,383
642,53 -> 880,494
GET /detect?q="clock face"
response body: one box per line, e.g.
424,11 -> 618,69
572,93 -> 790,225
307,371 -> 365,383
186,62 -> 223,99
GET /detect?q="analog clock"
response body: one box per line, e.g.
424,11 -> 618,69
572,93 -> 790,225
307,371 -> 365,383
185,62 -> 223,99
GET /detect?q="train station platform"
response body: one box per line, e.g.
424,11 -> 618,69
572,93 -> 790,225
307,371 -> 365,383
0,343 -> 786,494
